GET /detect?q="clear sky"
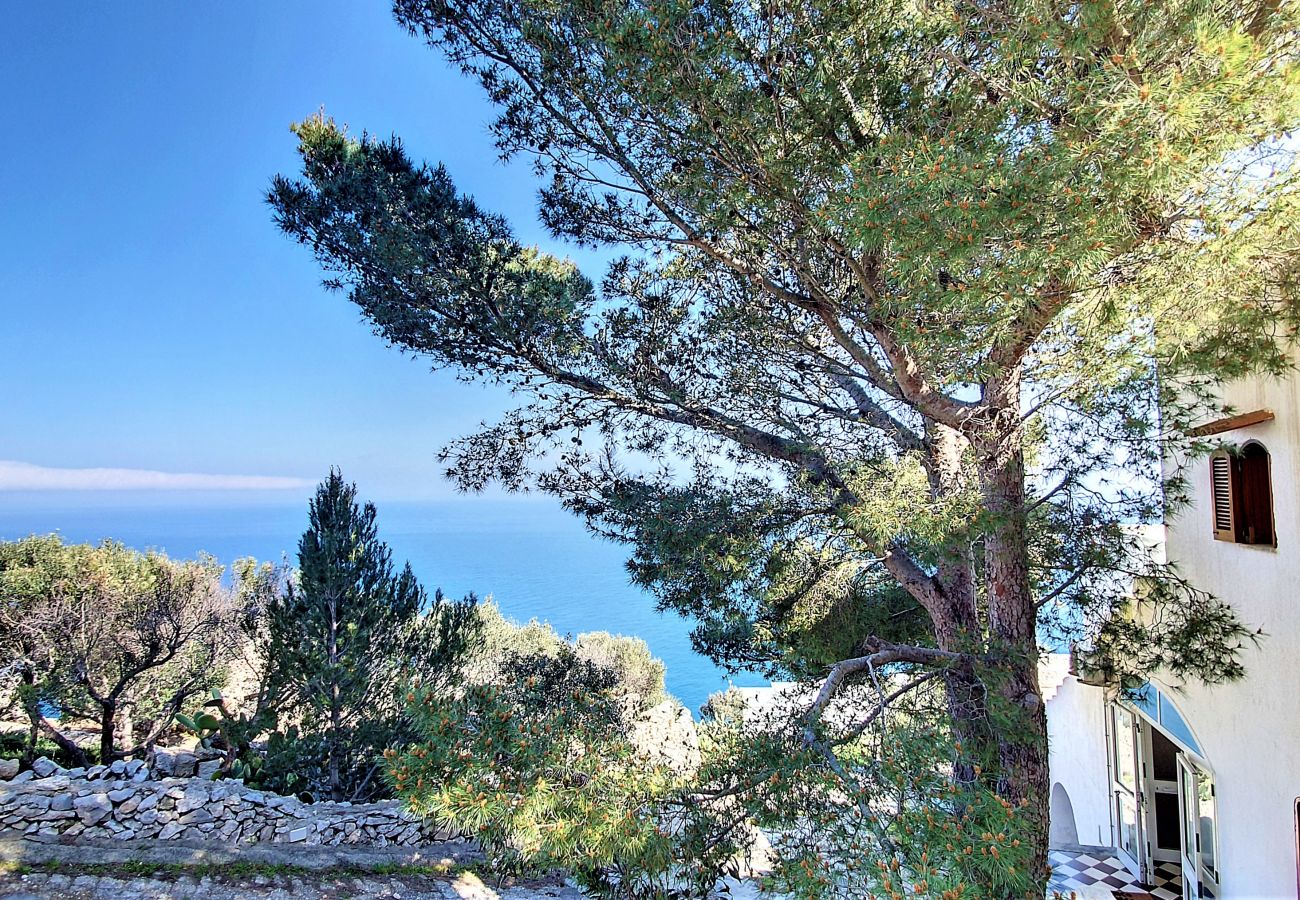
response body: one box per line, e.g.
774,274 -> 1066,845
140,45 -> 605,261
1,1 -> 606,501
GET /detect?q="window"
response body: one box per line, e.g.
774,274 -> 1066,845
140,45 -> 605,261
1210,442 -> 1275,546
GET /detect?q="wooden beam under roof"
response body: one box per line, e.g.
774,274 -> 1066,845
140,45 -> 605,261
1188,408 -> 1275,437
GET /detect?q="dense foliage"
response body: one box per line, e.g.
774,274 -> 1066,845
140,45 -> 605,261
390,645 -> 737,896
473,600 -> 668,712
697,683 -> 1040,898
268,0 -> 1300,889
0,535 -> 236,765
253,469 -> 479,801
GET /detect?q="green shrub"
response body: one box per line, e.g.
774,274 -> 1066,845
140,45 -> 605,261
474,602 -> 667,716
574,631 -> 666,713
0,731 -> 99,769
388,646 -> 738,896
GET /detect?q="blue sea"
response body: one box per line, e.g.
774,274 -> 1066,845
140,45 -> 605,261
0,496 -> 767,712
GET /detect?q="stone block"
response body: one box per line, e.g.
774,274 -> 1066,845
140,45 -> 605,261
158,821 -> 186,840
30,757 -> 60,778
151,749 -> 197,778
0,758 -> 19,780
0,767 -> 455,853
176,785 -> 208,813
30,775 -> 70,793
72,792 -> 112,825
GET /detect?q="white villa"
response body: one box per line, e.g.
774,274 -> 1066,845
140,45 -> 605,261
1046,367 -> 1300,899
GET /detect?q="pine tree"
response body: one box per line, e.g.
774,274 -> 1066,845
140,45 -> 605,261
264,469 -> 475,800
270,0 -> 1299,884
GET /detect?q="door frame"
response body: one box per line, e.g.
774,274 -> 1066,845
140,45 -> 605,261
1178,754 -> 1202,899
1177,754 -> 1220,900
1110,703 -> 1147,880
1143,723 -> 1182,866
1109,686 -> 1219,897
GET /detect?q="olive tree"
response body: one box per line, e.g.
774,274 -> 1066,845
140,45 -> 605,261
0,536 -> 237,764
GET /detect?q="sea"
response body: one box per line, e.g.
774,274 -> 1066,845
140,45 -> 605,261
0,496 -> 768,713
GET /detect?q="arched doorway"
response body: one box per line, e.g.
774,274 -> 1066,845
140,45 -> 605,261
1110,683 -> 1219,898
1050,782 -> 1080,846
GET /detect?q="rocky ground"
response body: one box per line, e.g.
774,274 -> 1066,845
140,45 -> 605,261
0,835 -> 583,900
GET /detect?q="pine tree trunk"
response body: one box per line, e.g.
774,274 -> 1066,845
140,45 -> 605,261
328,704 -> 342,801
979,376 -> 1050,886
929,568 -> 991,789
926,424 -> 994,787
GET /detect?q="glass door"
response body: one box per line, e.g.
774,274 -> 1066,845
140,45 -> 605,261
1178,755 -> 1201,898
1178,755 -> 1219,899
1112,705 -> 1145,878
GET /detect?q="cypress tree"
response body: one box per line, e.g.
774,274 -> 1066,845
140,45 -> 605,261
265,469 -> 473,800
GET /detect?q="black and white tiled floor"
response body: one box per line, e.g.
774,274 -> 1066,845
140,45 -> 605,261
1049,849 -> 1144,896
1048,850 -> 1186,898
1149,860 -> 1184,900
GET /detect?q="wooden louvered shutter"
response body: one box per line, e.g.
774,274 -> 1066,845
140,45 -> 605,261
1240,442 -> 1275,546
1210,452 -> 1237,542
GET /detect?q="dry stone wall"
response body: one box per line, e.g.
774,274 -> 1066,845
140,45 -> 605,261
0,757 -> 457,847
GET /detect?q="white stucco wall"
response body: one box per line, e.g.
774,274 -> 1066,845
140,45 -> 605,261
1159,370 -> 1300,899
1046,673 -> 1111,848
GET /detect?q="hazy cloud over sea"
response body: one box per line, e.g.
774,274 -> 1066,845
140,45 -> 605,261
0,461 -> 311,492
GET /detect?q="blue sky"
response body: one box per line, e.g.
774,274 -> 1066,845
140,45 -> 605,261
1,2 -> 604,502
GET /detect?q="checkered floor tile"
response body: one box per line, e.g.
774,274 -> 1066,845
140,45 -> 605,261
1048,851 -> 1192,899
1149,860 -> 1183,900
1049,850 -> 1144,894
